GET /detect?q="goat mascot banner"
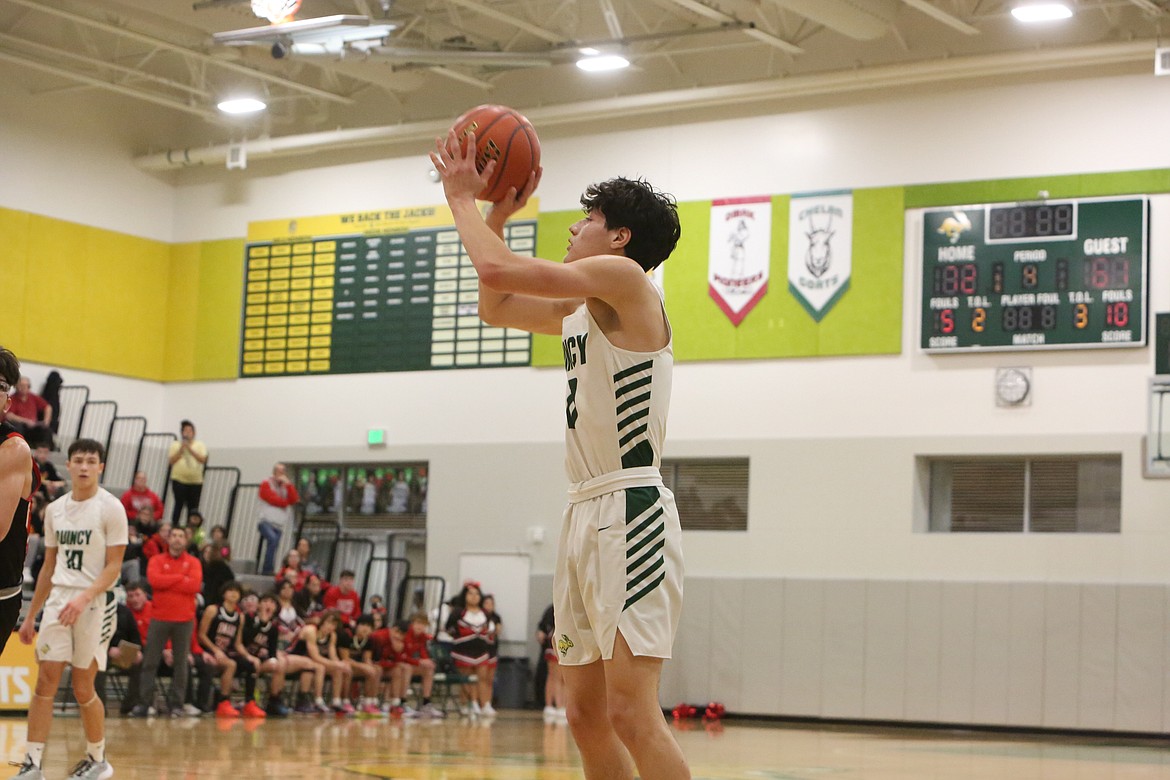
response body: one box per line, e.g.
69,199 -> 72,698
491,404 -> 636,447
788,190 -> 853,322
708,196 -> 772,326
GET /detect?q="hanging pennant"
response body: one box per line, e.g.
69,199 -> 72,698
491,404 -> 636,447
788,191 -> 853,322
708,196 -> 772,326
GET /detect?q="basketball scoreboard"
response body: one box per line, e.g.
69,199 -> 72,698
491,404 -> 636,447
238,203 -> 537,377
920,196 -> 1148,352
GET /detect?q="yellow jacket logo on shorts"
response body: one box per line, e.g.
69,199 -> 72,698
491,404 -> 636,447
557,634 -> 574,657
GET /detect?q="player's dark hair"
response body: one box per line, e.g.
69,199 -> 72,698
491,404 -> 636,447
220,580 -> 242,599
180,419 -> 195,432
259,592 -> 278,606
356,614 -> 375,628
126,580 -> 148,593
67,438 -> 106,463
580,177 -> 681,272
340,569 -> 356,579
0,348 -> 19,391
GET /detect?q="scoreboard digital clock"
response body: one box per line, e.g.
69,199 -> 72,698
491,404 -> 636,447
921,196 -> 1148,352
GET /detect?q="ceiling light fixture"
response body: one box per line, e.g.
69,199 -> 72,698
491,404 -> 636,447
1011,3 -> 1073,22
576,52 -> 630,73
217,97 -> 267,114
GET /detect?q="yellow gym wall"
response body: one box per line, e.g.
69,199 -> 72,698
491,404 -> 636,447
1,206 -> 243,382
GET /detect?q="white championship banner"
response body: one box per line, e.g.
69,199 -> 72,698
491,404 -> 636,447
708,196 -> 772,326
788,191 -> 853,322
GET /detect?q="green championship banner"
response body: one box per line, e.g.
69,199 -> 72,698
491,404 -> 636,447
239,201 -> 538,377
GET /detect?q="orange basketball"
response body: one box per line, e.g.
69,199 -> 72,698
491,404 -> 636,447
450,104 -> 541,203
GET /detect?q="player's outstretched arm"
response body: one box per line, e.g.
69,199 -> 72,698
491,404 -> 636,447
0,437 -> 30,540
432,132 -> 650,331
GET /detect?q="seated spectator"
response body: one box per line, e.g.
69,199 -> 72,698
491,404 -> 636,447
101,582 -> 149,715
273,580 -> 304,653
134,503 -> 161,540
338,615 -> 382,715
372,620 -> 406,713
209,525 -> 231,561
185,511 -> 207,551
274,549 -> 309,591
5,376 -> 52,447
367,594 -> 387,621
293,574 -> 326,619
294,538 -> 325,579
241,593 -> 319,717
141,518 -> 170,562
201,543 -> 234,607
32,444 -> 63,500
322,570 -> 361,627
288,609 -> 352,714
400,612 -> 442,718
121,471 -> 164,527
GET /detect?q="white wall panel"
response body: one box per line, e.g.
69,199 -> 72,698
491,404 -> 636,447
937,583 -> 976,724
1078,585 -> 1118,730
862,581 -> 907,721
1115,586 -> 1164,732
737,579 -> 784,715
1006,584 -> 1045,726
820,580 -> 866,718
971,583 -> 1011,725
904,581 -> 942,722
1042,584 -> 1081,728
779,579 -> 823,716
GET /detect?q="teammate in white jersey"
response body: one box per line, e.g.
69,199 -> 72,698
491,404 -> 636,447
433,133 -> 688,780
14,439 -> 128,780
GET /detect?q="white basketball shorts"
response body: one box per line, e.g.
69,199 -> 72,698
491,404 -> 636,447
37,587 -> 118,671
553,469 -> 684,666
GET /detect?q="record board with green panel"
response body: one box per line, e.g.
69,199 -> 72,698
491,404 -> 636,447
239,201 -> 539,378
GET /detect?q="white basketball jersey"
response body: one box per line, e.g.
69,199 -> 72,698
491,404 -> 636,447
562,300 -> 673,483
44,487 -> 129,590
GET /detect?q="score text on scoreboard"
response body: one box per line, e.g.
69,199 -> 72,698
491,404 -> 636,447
920,196 -> 1148,352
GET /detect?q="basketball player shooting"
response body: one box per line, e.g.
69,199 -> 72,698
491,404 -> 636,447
431,129 -> 690,780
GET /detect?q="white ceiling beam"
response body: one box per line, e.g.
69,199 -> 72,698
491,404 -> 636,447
440,0 -> 569,44
0,33 -> 213,98
901,0 -> 980,35
3,0 -> 355,104
0,48 -> 217,119
427,65 -> 493,89
1126,0 -> 1164,14
660,0 -> 804,54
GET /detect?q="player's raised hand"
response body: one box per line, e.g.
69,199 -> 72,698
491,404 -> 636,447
431,129 -> 495,203
486,166 -> 543,229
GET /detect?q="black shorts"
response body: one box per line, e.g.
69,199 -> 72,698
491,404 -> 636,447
228,653 -> 256,676
0,595 -> 20,655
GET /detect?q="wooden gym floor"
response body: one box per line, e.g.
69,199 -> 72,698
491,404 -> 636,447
0,711 -> 1168,779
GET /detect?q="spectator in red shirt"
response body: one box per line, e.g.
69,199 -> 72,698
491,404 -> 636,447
257,462 -> 299,575
400,612 -> 441,717
141,518 -> 170,562
322,570 -> 361,626
274,548 -> 310,591
113,581 -> 152,715
131,526 -> 202,717
121,471 -> 164,529
4,376 -> 52,447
